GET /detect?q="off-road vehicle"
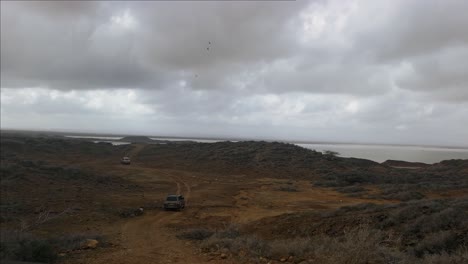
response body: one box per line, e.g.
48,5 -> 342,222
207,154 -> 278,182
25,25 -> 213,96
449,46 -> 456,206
163,194 -> 185,211
121,157 -> 131,165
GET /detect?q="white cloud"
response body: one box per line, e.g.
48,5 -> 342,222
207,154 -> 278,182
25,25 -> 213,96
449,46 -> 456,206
110,9 -> 137,30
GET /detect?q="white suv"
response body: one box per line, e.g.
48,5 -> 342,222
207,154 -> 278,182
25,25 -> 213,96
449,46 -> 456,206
121,157 -> 131,165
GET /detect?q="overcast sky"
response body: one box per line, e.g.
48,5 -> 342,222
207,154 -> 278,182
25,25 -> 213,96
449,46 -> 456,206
1,0 -> 467,146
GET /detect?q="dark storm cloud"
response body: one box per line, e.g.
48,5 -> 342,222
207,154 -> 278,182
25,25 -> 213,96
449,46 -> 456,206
135,1 -> 306,67
1,1 -> 168,89
1,0 -> 468,145
1,1 -> 307,90
15,1 -> 102,18
356,0 -> 468,62
394,46 -> 468,101
2,0 -> 468,98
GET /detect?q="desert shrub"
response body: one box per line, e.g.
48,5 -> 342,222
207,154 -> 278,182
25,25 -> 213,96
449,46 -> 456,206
419,246 -> 468,264
49,233 -> 101,251
119,207 -> 144,218
375,184 -> 426,201
383,191 -> 425,201
14,239 -> 57,263
335,185 -> 367,193
379,202 -> 437,229
276,186 -> 298,192
199,227 -> 268,257
333,203 -> 379,214
0,230 -> 102,262
195,216 -> 468,263
323,150 -> 339,157
0,230 -> 33,259
413,231 -> 460,257
177,228 -> 214,241
229,236 -> 270,257
314,159 -> 468,193
380,201 -> 467,242
216,224 -> 241,239
308,228 -> 400,264
406,208 -> 465,235
314,170 -> 382,187
201,226 -> 403,263
320,198 -> 468,259
267,238 -> 312,259
313,180 -> 340,187
0,201 -> 27,219
200,236 -> 233,252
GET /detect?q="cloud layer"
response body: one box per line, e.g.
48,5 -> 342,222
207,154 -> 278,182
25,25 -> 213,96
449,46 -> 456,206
1,0 -> 467,146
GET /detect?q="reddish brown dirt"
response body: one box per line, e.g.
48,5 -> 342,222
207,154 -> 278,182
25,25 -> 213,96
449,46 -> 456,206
5,143 -> 465,264
59,146 -> 395,264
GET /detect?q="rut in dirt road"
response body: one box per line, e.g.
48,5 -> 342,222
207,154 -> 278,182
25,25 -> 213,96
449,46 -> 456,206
126,144 -> 146,163
79,168 -> 202,264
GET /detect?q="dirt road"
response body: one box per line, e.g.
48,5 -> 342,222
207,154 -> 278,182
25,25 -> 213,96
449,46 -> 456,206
73,167 -> 207,264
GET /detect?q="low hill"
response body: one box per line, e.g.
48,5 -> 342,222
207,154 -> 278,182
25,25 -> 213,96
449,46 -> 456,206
382,159 -> 430,168
137,141 -> 382,178
119,136 -> 154,143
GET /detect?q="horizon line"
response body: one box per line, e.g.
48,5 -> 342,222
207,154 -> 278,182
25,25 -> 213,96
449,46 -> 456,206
2,127 -> 468,150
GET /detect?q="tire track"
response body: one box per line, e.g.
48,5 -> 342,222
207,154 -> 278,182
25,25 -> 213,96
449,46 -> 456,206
83,168 -> 203,264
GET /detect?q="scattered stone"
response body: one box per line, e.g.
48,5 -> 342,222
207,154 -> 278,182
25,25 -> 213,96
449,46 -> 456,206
82,239 -> 99,249
238,249 -> 247,257
120,207 -> 144,218
280,257 -> 287,262
220,253 -> 227,259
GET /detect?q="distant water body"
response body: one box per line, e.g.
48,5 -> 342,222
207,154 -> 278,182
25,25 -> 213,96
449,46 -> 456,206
297,143 -> 468,164
65,135 -> 468,164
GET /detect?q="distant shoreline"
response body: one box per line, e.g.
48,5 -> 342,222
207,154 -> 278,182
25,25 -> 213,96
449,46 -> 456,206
2,128 -> 468,150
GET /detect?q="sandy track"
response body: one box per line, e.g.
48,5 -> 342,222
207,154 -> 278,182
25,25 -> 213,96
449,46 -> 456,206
73,162 -> 205,264
127,144 -> 146,163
